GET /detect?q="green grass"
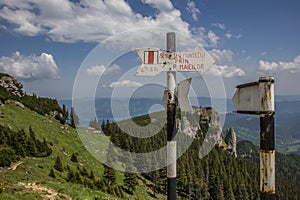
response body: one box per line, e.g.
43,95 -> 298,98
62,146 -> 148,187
0,102 -> 163,199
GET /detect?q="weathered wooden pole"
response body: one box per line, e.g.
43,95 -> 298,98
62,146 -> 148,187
166,32 -> 177,200
259,77 -> 276,200
232,76 -> 276,199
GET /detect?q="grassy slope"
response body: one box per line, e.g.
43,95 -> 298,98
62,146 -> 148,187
0,102 -> 162,200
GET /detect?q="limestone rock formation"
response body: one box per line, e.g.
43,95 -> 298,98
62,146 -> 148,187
225,127 -> 237,157
0,75 -> 24,97
178,107 -> 223,146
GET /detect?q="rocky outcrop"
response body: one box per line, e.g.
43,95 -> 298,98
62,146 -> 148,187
15,101 -> 25,109
225,127 -> 237,157
0,75 -> 24,97
179,115 -> 199,137
179,107 -> 223,146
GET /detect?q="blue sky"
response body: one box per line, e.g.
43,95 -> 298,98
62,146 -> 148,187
0,0 -> 299,99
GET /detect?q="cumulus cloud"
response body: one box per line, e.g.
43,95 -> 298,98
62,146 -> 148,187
209,49 -> 234,64
207,31 -> 220,46
207,49 -> 245,78
0,0 -> 229,49
0,0 -> 189,44
0,51 -> 59,80
225,33 -> 232,39
86,65 -> 106,76
186,0 -> 200,21
86,64 -> 121,76
207,65 -> 245,78
212,23 -> 225,30
190,27 -> 208,47
142,0 -> 173,11
258,55 -> 300,75
225,33 -> 242,39
105,64 -> 121,74
235,34 -> 242,39
109,80 -> 142,88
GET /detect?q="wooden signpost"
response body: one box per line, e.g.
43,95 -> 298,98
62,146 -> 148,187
232,77 -> 276,200
135,32 -> 214,200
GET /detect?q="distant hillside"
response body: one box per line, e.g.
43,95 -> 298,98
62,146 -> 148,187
224,112 -> 300,155
224,94 -> 300,155
276,101 -> 300,114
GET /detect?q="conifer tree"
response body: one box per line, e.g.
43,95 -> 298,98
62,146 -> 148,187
67,169 -> 76,182
70,107 -> 79,128
43,138 -> 52,156
62,104 -> 68,120
124,164 -> 138,194
70,152 -> 78,163
0,145 -> 17,167
103,165 -> 116,186
103,143 -> 116,186
89,170 -> 95,180
26,139 -> 37,156
49,168 -> 56,178
54,156 -> 64,172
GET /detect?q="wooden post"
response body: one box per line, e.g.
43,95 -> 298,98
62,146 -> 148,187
166,32 -> 177,200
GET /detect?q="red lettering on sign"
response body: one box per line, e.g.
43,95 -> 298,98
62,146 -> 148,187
160,52 -> 171,59
178,63 -> 205,71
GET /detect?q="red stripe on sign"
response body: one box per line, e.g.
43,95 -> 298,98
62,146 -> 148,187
148,51 -> 154,64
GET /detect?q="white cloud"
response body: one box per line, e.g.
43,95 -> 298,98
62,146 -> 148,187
190,27 -> 208,47
209,49 -> 234,64
0,6 -> 42,36
186,1 -> 200,21
225,33 -> 242,39
109,80 -> 142,88
86,64 -> 120,76
235,34 -> 242,39
261,52 -> 268,56
258,55 -> 300,75
105,64 -> 121,74
225,33 -> 232,39
0,0 -> 190,45
212,23 -> 225,30
207,31 -> 220,46
142,0 -> 173,11
207,49 -> 245,78
207,65 -> 245,78
0,0 -> 225,50
0,51 -> 59,80
86,65 -> 106,76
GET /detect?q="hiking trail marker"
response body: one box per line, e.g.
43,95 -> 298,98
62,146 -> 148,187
135,48 -> 214,76
135,32 -> 214,200
232,77 -> 276,200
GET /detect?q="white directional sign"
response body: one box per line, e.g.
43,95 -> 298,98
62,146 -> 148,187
177,78 -> 192,112
163,78 -> 192,112
232,77 -> 274,114
135,48 -> 215,76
